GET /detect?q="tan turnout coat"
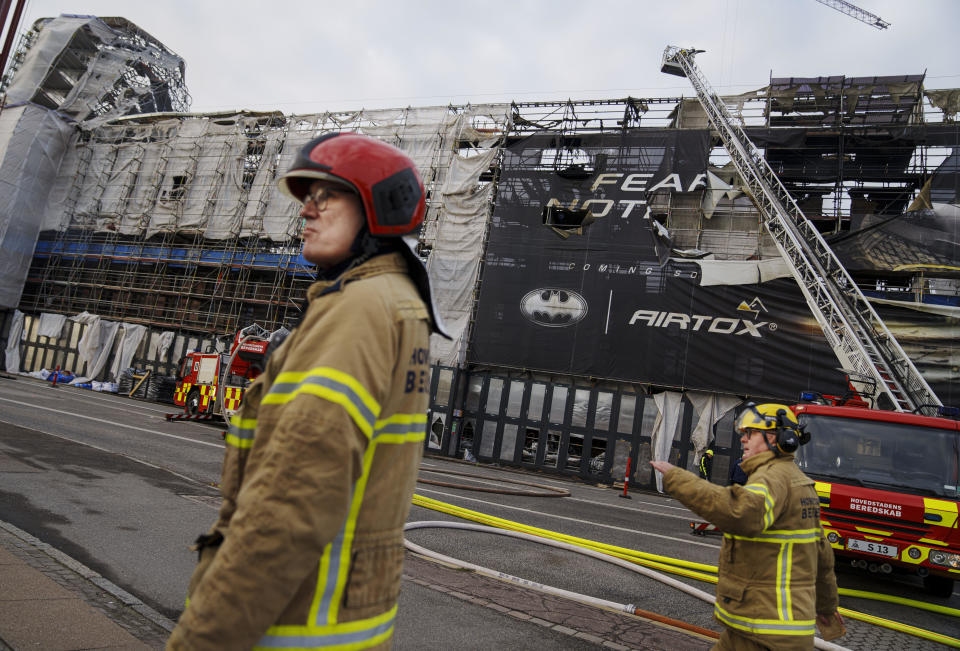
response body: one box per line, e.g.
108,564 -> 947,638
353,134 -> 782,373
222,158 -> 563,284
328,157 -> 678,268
664,450 -> 839,649
168,252 -> 431,650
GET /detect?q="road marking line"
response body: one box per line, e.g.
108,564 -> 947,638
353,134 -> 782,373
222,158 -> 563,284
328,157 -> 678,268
2,379 -> 178,415
0,396 -> 222,449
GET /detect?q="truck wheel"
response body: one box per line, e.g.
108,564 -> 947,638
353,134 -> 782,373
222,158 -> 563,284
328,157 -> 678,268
185,389 -> 202,416
923,574 -> 955,598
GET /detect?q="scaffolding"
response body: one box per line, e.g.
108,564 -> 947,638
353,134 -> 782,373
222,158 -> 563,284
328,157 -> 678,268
18,104 -> 512,368
17,89 -> 960,327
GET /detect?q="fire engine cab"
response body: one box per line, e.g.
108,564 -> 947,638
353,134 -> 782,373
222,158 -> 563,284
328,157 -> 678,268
793,395 -> 960,597
174,324 -> 271,419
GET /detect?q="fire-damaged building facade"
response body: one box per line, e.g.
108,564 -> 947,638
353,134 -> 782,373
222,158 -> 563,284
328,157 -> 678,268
0,15 -> 957,490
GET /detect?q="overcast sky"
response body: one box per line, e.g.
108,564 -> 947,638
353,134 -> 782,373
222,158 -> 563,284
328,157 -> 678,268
11,0 -> 960,115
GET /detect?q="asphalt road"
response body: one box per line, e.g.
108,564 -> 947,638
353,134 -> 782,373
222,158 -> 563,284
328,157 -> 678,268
1,374 -> 958,649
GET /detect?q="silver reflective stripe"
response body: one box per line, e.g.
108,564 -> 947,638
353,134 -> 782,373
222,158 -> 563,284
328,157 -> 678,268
257,608 -> 395,649
375,419 -> 427,437
315,529 -> 347,626
225,417 -> 256,449
714,603 -> 815,635
777,542 -> 793,620
263,375 -> 377,436
743,482 -> 775,528
724,529 -> 820,543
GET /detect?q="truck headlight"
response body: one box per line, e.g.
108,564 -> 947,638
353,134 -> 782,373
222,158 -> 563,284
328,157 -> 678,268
929,550 -> 960,569
826,532 -> 839,544
908,547 -> 922,560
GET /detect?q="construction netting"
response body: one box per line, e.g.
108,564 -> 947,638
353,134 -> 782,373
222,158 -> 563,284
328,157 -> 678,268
37,105 -> 511,365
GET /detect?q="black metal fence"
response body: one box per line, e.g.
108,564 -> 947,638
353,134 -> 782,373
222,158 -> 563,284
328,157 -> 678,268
425,365 -> 744,492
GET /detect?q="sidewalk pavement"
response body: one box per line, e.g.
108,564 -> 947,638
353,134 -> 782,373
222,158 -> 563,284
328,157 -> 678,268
0,519 -> 174,651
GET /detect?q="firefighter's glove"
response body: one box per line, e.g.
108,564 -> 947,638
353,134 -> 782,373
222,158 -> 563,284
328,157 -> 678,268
190,530 -> 224,560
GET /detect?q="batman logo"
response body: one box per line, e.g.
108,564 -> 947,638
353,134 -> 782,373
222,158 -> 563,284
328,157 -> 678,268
521,289 -> 588,327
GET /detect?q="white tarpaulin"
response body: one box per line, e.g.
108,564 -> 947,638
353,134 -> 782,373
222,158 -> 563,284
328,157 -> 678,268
257,125 -> 316,241
240,128 -> 285,239
701,169 -> 742,220
72,314 -> 120,382
109,323 -> 147,380
150,331 -> 175,361
686,391 -> 741,465
4,309 -> 24,373
37,312 -> 67,339
0,105 -> 75,308
146,119 -> 210,237
651,390 -> 684,493
694,258 -> 792,286
427,133 -> 506,365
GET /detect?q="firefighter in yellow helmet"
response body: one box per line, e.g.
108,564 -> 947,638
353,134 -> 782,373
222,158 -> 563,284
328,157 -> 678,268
698,448 -> 714,480
168,134 -> 448,650
651,403 -> 844,650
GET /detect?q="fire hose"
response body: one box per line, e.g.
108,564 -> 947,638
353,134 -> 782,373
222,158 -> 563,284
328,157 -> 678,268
408,494 -> 960,648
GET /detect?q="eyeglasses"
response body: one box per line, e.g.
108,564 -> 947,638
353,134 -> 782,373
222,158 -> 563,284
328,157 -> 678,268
302,186 -> 353,212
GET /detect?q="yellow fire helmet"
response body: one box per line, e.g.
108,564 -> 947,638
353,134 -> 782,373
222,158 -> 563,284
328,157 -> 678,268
735,403 -> 806,454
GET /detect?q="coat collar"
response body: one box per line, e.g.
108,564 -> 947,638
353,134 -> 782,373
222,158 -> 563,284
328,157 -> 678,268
306,252 -> 408,301
740,449 -> 794,475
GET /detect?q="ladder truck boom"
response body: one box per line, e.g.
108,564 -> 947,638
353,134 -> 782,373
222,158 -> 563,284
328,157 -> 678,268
660,46 -> 939,413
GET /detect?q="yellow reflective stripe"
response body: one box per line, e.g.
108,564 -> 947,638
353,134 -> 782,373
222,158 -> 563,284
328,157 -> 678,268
724,528 -> 821,543
264,368 -> 380,439
714,603 -> 815,636
257,605 -> 396,650
225,416 -> 257,449
743,482 -> 775,529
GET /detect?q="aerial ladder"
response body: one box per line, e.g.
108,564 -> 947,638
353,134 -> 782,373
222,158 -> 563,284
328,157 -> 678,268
660,46 -> 939,413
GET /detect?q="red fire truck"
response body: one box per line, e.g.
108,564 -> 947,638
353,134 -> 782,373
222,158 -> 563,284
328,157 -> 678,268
793,396 -> 960,597
174,324 -> 271,419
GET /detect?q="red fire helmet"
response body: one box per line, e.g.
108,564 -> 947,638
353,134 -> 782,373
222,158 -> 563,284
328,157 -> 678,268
277,132 -> 425,237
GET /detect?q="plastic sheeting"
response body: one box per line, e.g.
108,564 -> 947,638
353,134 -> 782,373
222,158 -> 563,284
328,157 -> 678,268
46,105 -> 511,245
686,391 -> 741,461
37,312 -> 67,338
651,391 -> 683,493
701,169 -> 742,220
693,258 -> 792,286
23,101 -> 512,364
5,16 -> 187,123
4,310 -> 24,373
428,141 -> 503,366
72,312 -> 119,382
0,105 -> 75,308
149,331 -> 175,361
147,119 -> 210,238
651,391 -> 739,492
109,324 -> 147,380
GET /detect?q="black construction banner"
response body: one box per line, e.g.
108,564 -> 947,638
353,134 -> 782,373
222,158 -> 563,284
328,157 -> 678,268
470,129 -> 848,398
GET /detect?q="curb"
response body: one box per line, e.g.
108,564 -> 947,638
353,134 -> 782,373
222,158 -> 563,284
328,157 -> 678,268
0,518 -> 177,634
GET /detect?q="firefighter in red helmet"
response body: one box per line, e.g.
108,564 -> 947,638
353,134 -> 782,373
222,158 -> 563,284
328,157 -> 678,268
169,133 -> 446,650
